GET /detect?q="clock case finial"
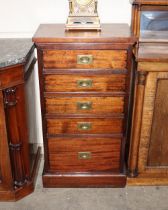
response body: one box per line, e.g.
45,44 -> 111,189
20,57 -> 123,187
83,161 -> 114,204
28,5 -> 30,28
66,0 -> 101,31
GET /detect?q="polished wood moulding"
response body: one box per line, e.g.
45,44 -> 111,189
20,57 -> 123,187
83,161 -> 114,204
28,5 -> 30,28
131,0 -> 168,6
127,177 -> 168,186
43,173 -> 127,188
32,24 -> 137,44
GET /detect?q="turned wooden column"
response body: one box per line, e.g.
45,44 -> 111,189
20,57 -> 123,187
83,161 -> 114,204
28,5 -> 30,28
128,71 -> 148,177
131,4 -> 141,37
0,91 -> 13,190
4,85 -> 30,188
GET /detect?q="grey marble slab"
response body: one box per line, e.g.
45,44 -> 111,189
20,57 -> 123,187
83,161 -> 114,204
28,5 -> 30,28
0,38 -> 34,69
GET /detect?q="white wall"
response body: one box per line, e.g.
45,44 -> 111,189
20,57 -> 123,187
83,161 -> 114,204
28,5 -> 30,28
0,0 -> 131,37
0,0 -> 132,146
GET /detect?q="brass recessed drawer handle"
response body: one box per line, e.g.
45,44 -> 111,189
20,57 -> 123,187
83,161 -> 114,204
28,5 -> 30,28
78,152 -> 92,160
77,55 -> 93,65
77,79 -> 93,88
77,102 -> 92,110
78,122 -> 92,131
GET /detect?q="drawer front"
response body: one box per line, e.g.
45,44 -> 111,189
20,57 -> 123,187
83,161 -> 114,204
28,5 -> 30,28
45,96 -> 125,115
0,67 -> 23,90
48,137 -> 121,172
44,74 -> 127,92
47,118 -> 124,135
43,50 -> 127,69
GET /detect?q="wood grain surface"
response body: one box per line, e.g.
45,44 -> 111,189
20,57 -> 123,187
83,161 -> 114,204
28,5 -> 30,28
33,24 -> 136,44
46,118 -> 124,135
44,74 -> 126,92
148,79 -> 168,166
138,72 -> 168,173
138,43 -> 168,62
48,137 -> 121,172
0,66 -> 23,90
43,173 -> 127,188
45,96 -> 125,115
43,50 -> 127,69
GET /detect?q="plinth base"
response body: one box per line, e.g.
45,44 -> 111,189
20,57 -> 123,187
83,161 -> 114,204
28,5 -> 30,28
43,171 -> 126,188
0,147 -> 41,202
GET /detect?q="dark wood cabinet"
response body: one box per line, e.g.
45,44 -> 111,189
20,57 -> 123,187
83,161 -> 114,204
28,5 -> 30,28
128,0 -> 168,186
0,40 -> 41,201
128,43 -> 168,185
131,0 -> 168,41
33,24 -> 136,187
0,91 -> 13,192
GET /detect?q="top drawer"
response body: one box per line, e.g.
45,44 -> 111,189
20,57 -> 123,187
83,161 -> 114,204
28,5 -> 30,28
43,50 -> 127,70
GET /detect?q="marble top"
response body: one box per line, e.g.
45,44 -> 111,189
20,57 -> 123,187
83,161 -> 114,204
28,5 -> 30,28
0,39 -> 34,69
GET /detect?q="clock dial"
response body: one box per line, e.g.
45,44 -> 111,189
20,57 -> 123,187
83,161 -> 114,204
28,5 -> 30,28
76,0 -> 93,6
66,0 -> 101,31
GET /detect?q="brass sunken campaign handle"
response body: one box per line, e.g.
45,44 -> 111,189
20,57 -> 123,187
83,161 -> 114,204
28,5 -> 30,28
77,55 -> 93,65
77,102 -> 92,110
77,79 -> 93,88
78,122 -> 92,131
78,152 -> 92,160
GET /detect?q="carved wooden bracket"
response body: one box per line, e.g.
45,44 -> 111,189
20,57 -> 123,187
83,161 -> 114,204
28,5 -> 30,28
4,87 -> 18,107
9,142 -> 22,151
138,71 -> 148,86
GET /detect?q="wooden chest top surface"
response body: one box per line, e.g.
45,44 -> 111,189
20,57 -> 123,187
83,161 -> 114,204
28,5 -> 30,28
33,24 -> 136,44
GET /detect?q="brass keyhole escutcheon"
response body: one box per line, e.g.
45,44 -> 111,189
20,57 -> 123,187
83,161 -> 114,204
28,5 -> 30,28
77,55 -> 93,65
77,79 -> 93,88
77,102 -> 92,110
78,122 -> 92,131
78,152 -> 92,160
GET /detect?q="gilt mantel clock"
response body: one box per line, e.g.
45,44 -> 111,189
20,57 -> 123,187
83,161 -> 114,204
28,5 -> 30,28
66,0 -> 101,30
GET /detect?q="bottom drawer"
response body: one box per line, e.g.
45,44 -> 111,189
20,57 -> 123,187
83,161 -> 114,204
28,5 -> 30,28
48,137 -> 121,172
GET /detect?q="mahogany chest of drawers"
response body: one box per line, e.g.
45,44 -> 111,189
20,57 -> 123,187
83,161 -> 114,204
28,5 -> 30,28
33,24 -> 136,187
